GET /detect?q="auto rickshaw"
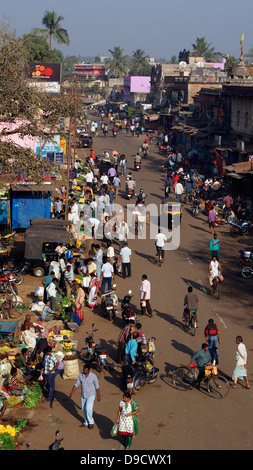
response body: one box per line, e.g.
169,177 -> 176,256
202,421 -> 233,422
162,197 -> 182,230
23,218 -> 73,277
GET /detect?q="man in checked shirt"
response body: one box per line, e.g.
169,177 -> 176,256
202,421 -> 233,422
44,346 -> 60,405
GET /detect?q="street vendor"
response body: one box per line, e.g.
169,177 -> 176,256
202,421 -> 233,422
41,300 -> 59,322
65,306 -> 82,332
5,367 -> 26,396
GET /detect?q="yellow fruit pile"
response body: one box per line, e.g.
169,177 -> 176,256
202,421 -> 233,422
0,425 -> 16,437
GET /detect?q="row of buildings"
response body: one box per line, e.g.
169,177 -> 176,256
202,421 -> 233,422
72,53 -> 253,200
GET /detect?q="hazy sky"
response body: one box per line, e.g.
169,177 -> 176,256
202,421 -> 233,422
1,0 -> 253,60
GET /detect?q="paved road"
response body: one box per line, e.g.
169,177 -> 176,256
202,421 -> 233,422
16,121 -> 253,451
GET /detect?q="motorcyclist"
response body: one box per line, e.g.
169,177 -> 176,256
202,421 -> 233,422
136,189 -> 146,205
134,153 -> 142,169
126,178 -> 136,192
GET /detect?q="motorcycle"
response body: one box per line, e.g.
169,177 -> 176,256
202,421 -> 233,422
239,249 -> 253,267
192,198 -> 201,216
241,265 -> 253,278
0,271 -> 18,295
0,265 -> 26,285
81,324 -> 107,372
120,290 -> 136,322
230,220 -> 253,237
101,286 -> 118,321
134,161 -> 141,171
126,188 -> 133,200
49,430 -> 64,451
159,143 -> 171,155
0,231 -> 16,248
123,338 -> 158,394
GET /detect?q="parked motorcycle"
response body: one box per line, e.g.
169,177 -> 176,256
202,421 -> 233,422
101,286 -> 118,321
159,143 -> 171,155
192,198 -> 201,216
81,324 -> 107,371
0,231 -> 16,248
120,290 -> 136,322
49,431 -> 64,451
239,249 -> 253,267
0,265 -> 25,285
241,266 -> 253,278
123,338 -> 158,393
230,220 -> 253,237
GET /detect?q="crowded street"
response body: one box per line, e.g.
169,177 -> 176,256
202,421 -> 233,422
6,117 -> 252,452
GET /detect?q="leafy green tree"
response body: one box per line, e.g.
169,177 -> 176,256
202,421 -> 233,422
0,24 -> 76,180
104,46 -> 129,78
192,36 -> 215,61
22,33 -> 62,62
31,10 -> 69,50
223,54 -> 238,70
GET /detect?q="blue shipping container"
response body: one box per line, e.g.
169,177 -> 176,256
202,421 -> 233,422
11,191 -> 51,229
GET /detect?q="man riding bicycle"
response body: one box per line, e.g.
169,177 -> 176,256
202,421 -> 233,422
155,229 -> 167,260
208,256 -> 223,293
191,343 -> 211,388
183,286 -> 198,323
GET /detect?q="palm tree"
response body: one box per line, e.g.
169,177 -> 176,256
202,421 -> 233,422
104,46 -> 129,78
192,36 -> 215,61
31,11 -> 69,50
131,49 -> 149,72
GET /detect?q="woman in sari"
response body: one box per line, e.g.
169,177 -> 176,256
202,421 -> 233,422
88,273 -> 99,309
74,284 -> 85,323
115,392 -> 139,449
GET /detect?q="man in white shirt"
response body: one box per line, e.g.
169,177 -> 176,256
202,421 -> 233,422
117,221 -> 129,251
175,181 -> 184,202
120,242 -> 132,278
101,258 -> 114,293
155,229 -> 167,259
85,170 -> 94,185
88,217 -> 100,238
100,173 -> 109,190
140,274 -> 153,317
46,278 -> 58,311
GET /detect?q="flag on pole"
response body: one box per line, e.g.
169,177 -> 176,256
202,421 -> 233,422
240,34 -> 245,44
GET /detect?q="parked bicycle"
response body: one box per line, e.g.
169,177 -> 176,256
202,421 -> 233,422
172,363 -> 230,399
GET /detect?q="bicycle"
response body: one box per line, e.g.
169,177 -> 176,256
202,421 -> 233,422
157,246 -> 164,266
211,276 -> 221,299
172,363 -> 230,399
183,309 -> 197,336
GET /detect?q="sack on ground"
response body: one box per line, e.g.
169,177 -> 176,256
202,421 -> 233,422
63,357 -> 79,380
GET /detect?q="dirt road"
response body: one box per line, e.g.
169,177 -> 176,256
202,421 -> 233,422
7,122 -> 253,452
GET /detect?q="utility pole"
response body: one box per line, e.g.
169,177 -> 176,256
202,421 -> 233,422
65,86 -> 74,220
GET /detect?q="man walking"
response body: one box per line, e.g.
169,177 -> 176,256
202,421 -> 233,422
175,180 -> 184,202
120,242 -> 132,278
101,257 -> 114,293
210,233 -> 220,260
69,364 -> 101,429
204,318 -> 221,364
140,274 -> 153,317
